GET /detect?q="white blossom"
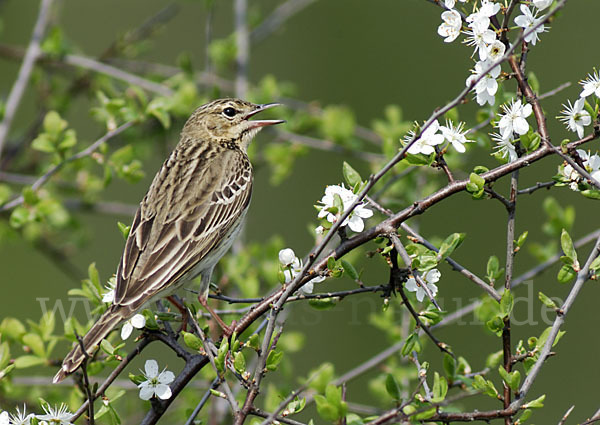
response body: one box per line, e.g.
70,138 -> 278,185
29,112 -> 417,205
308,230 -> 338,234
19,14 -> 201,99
278,248 -> 325,294
139,360 -> 175,401
486,40 -> 506,62
491,133 -> 518,162
404,120 -> 444,155
559,98 -> 591,138
466,0 -> 500,33
514,5 -> 546,45
37,404 -> 73,425
464,26 -> 496,60
0,412 -> 8,425
278,248 -> 297,267
438,10 -> 462,43
532,0 -> 553,10
102,278 -> 116,304
405,269 -> 440,302
497,99 -> 533,139
121,314 -> 146,340
467,59 -> 501,106
440,121 -> 472,153
558,150 -> 600,190
579,71 -> 600,98
8,406 -> 33,425
316,184 -> 373,233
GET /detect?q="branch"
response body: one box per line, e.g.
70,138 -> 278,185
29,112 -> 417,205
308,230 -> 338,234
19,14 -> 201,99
251,0 -> 317,43
0,0 -> 54,163
510,235 -> 600,409
234,0 -> 249,97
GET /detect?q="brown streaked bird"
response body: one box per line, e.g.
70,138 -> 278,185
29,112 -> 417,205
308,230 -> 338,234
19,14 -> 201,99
53,98 -> 284,383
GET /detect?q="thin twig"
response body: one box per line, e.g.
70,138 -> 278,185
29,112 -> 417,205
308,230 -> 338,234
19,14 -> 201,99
74,332 -> 94,425
234,0 -> 249,98
184,377 -> 222,425
558,405 -> 575,425
0,0 -> 54,163
250,0 -> 317,43
517,181 -> 555,195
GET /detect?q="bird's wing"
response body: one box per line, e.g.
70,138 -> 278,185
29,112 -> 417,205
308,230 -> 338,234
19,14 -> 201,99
114,144 -> 252,310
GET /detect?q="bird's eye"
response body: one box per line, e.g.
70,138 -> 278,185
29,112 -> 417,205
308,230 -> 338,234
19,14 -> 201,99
223,107 -> 237,117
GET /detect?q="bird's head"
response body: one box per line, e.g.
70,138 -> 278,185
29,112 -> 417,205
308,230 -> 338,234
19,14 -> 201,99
182,98 -> 284,150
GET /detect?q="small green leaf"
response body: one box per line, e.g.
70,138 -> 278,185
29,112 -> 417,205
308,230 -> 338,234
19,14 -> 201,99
538,292 -> 557,309
385,373 -> 401,400
431,372 -> 448,402
266,350 -> 283,371
523,394 -> 545,409
247,334 -> 261,351
308,297 -> 338,310
100,339 -> 115,355
560,229 -> 577,263
342,161 -> 362,187
500,290 -> 514,318
314,395 -> 338,421
437,233 -> 466,260
233,351 -> 246,374
443,353 -> 456,379
43,111 -> 67,135
472,374 -> 498,398
469,172 -> 485,189
14,355 -> 45,369
117,222 -> 131,240
215,339 -> 228,374
182,331 -> 203,351
341,260 -> 359,280
516,231 -> 528,248
557,264 -> 576,283
22,333 -> 45,358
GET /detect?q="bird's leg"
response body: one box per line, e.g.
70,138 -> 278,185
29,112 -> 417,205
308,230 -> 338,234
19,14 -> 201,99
166,295 -> 189,332
198,296 -> 236,337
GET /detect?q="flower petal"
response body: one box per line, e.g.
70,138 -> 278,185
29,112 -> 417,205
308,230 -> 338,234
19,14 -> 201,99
144,359 -> 159,378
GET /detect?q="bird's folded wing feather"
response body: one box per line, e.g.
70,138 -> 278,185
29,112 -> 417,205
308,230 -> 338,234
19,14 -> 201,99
114,145 -> 252,309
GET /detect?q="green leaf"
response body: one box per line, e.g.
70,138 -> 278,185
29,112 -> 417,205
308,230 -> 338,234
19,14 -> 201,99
560,229 -> 577,263
523,394 -> 545,409
443,353 -> 456,379
486,255 -> 504,283
341,260 -> 359,280
117,222 -> 131,240
486,316 -> 505,336
14,355 -> 45,369
437,233 -> 466,260
215,339 -> 228,374
233,351 -> 246,374
581,189 -> 600,200
342,161 -> 362,187
314,395 -> 339,421
0,318 -> 26,341
31,134 -> 56,153
486,350 -> 504,368
247,334 -> 261,351
557,264 -> 576,283
500,290 -> 514,318
385,373 -> 401,400
321,105 -> 356,144
590,255 -> 600,273
22,333 -> 45,357
182,331 -> 203,351
538,292 -> 557,309
266,350 -> 283,371
469,172 -> 485,189
146,98 -> 171,129
537,326 -> 565,349
401,333 -> 421,356
498,366 -> 521,391
516,231 -> 528,248
100,339 -> 115,355
43,111 -> 67,135
308,297 -> 338,310
431,372 -> 448,402
472,374 -> 498,398
0,342 -> 11,370
286,397 -> 306,415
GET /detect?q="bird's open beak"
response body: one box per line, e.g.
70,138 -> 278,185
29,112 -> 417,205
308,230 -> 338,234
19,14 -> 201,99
245,103 -> 285,129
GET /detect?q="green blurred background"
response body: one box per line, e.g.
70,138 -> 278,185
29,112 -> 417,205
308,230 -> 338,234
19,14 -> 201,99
1,0 -> 600,422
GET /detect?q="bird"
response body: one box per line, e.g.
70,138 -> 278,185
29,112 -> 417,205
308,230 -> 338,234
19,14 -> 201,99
53,98 -> 284,383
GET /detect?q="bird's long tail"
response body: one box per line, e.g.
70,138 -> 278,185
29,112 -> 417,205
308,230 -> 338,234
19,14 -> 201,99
53,306 -> 124,383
